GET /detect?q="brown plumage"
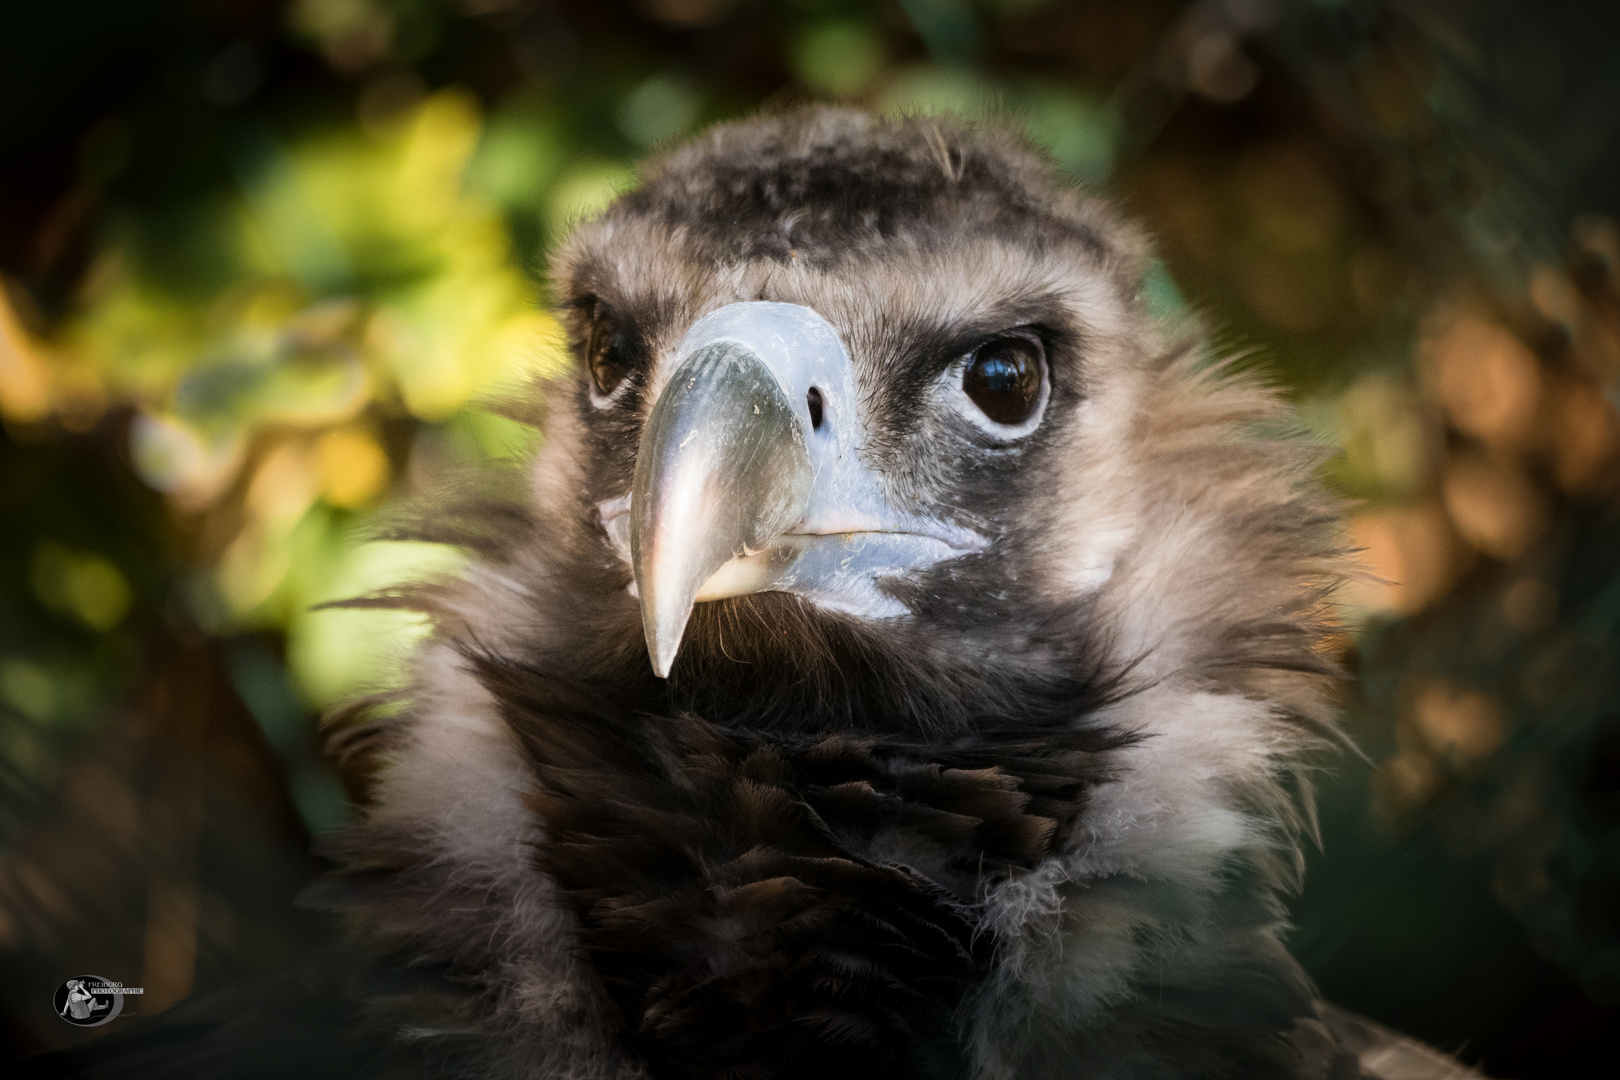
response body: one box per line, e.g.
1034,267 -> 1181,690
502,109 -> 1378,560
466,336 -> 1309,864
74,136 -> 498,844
475,648 -> 1126,1079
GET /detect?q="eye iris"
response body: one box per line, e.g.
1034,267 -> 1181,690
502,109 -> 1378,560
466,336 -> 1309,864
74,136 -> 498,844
590,330 -> 630,396
963,339 -> 1042,426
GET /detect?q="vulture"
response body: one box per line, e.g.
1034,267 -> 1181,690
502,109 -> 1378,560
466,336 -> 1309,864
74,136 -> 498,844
33,108 -> 1484,1080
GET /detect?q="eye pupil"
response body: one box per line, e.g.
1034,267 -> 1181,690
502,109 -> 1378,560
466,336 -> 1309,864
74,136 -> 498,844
963,338 -> 1043,426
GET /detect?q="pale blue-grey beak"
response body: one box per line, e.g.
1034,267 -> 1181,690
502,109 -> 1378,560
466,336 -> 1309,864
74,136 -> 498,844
630,338 -> 813,677
612,302 -> 986,678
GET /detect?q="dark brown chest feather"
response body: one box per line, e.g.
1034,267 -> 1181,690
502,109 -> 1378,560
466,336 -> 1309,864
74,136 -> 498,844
471,652 -> 1125,1080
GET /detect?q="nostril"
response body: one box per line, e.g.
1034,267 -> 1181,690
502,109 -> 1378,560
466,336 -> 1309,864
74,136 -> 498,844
806,386 -> 824,431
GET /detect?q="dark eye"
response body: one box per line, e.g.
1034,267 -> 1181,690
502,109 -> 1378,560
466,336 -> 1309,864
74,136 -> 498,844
588,322 -> 631,397
962,336 -> 1046,426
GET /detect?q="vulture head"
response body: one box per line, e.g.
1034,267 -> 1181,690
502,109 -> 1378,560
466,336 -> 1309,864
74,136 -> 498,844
524,107 -> 1334,732
309,108 -> 1472,1080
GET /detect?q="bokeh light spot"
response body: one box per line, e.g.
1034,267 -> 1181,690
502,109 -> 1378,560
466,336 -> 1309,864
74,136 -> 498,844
617,74 -> 701,147
317,427 -> 390,508
30,543 -> 133,633
793,21 -> 885,98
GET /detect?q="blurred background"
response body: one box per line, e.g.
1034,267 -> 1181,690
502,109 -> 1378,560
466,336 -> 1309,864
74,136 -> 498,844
1,0 -> 1617,1074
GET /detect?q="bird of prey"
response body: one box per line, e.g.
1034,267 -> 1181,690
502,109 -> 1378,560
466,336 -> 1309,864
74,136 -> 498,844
34,108 -> 1482,1080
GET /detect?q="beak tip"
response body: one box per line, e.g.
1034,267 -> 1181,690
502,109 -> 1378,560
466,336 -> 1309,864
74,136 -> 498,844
641,600 -> 689,680
646,635 -> 678,679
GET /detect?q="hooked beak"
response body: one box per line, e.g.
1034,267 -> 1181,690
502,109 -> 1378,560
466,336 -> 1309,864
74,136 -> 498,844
630,338 -> 813,677
616,302 -> 985,678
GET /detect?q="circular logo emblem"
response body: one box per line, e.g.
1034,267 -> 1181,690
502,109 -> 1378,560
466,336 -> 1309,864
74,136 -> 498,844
53,976 -> 125,1027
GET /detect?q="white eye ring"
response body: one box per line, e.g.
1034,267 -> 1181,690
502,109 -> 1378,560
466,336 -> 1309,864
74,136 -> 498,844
588,375 -> 635,410
938,335 -> 1051,440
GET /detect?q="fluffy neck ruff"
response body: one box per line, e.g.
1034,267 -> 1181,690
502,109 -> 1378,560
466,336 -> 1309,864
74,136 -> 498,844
478,653 -> 1127,1079
317,361 -> 1348,1080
